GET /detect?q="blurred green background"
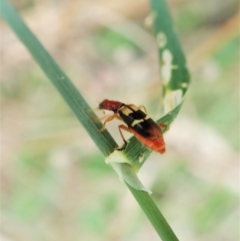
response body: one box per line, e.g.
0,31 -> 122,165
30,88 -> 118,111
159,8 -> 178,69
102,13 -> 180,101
1,0 -> 239,241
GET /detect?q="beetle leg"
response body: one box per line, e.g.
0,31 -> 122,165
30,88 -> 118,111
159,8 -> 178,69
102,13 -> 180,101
116,124 -> 131,151
138,105 -> 147,114
158,123 -> 168,133
99,114 -> 119,132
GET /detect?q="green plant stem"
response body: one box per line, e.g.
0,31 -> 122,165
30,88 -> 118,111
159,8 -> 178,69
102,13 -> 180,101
0,0 -> 116,156
127,184 -> 178,240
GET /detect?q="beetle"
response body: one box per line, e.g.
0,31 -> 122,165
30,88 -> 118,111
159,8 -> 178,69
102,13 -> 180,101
99,99 -> 166,154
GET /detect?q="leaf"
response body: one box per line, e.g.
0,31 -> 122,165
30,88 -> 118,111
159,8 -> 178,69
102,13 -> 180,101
114,0 -> 190,171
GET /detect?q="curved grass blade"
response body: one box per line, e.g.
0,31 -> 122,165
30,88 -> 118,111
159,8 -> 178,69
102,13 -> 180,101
152,0 -> 190,114
110,0 -> 191,170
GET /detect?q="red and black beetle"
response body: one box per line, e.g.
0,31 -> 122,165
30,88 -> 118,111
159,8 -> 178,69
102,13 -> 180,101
99,99 -> 166,154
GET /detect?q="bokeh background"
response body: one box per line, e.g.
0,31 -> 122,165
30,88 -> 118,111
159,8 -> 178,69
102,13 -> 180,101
1,0 -> 239,240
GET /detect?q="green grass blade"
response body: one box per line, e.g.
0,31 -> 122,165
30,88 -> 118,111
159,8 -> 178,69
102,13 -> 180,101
0,0 -> 117,157
123,0 -> 191,168
151,0 -> 190,103
128,184 -> 179,241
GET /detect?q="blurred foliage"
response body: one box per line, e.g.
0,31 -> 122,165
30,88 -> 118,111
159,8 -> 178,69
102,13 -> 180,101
190,36 -> 239,150
1,0 -> 239,241
94,28 -> 142,59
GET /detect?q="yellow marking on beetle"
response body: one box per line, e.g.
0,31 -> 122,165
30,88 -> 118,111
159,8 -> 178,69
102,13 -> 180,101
119,106 -> 133,115
119,104 -> 143,116
131,117 -> 150,127
157,32 -> 167,49
128,104 -> 139,111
